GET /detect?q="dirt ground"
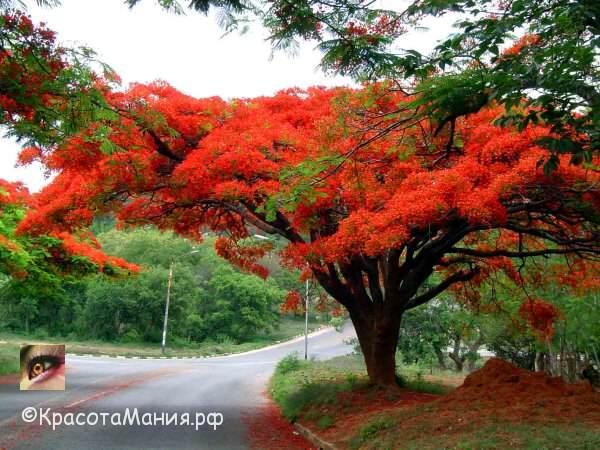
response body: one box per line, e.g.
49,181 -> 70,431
300,358 -> 600,449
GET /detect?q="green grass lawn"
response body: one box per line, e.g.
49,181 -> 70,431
0,340 -> 20,376
0,316 -> 327,374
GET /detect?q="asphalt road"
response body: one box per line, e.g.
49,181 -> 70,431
0,325 -> 355,450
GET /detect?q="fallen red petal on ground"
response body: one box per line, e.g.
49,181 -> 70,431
243,400 -> 317,450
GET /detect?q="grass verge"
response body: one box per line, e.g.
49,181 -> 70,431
0,317 -> 326,373
270,354 -> 448,425
352,419 -> 600,450
270,354 -> 600,450
0,341 -> 20,376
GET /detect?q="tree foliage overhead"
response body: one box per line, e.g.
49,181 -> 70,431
123,0 -> 600,169
0,9 -> 119,150
0,178 -> 136,280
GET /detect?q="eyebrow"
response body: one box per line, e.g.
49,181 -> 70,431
21,345 -> 65,371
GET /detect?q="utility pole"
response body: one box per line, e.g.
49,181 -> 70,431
304,277 -> 309,360
160,249 -> 199,355
161,262 -> 173,355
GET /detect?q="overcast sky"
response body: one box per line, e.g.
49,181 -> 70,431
0,0 -> 456,192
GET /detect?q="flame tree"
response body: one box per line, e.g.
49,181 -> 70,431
2,14 -> 599,385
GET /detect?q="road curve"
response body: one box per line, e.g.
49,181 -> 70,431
0,324 -> 356,449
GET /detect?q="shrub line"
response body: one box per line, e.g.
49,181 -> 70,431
64,325 -> 330,361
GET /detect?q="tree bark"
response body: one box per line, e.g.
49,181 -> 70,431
434,347 -> 447,370
449,354 -> 464,372
448,334 -> 465,372
466,331 -> 484,372
534,351 -> 545,372
349,307 -> 403,386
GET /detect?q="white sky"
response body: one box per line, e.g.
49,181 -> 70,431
0,0 -> 456,192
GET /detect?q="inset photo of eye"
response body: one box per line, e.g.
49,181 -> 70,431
20,344 -> 65,391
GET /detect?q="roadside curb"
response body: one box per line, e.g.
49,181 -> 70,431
65,325 -> 332,361
294,422 -> 338,450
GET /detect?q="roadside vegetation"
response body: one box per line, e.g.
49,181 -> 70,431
271,354 -> 600,449
271,354 -> 456,423
0,340 -> 19,376
0,316 -> 326,362
0,226 -> 335,371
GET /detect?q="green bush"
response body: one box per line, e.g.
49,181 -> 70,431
32,328 -> 49,339
119,329 -> 141,343
276,353 -> 303,375
0,342 -> 20,375
277,381 -> 344,421
329,316 -> 345,331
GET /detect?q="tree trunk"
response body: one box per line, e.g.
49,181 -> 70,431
448,335 -> 465,372
546,338 -> 557,376
466,358 -> 476,372
350,308 -> 403,386
449,354 -> 464,372
434,347 -> 447,370
534,351 -> 545,372
466,332 -> 484,372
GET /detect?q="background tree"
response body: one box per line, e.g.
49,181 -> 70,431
399,299 -> 486,372
1,209 -> 292,343
0,178 -> 138,336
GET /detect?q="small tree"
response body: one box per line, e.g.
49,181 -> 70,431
399,299 -> 486,372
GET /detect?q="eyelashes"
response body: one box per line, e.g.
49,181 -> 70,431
27,355 -> 63,380
19,344 -> 66,390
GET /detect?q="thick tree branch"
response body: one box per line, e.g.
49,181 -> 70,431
405,268 -> 479,311
145,128 -> 184,162
361,256 -> 384,304
449,247 -> 587,258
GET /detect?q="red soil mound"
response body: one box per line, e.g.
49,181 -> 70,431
438,358 -> 600,424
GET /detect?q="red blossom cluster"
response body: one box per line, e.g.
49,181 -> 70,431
10,78 -> 598,304
345,15 -> 404,40
280,290 -> 303,314
1,178 -> 136,276
0,179 -> 29,207
502,34 -> 541,57
0,11 -> 66,122
54,232 -> 139,273
214,237 -> 272,279
518,298 -> 562,339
